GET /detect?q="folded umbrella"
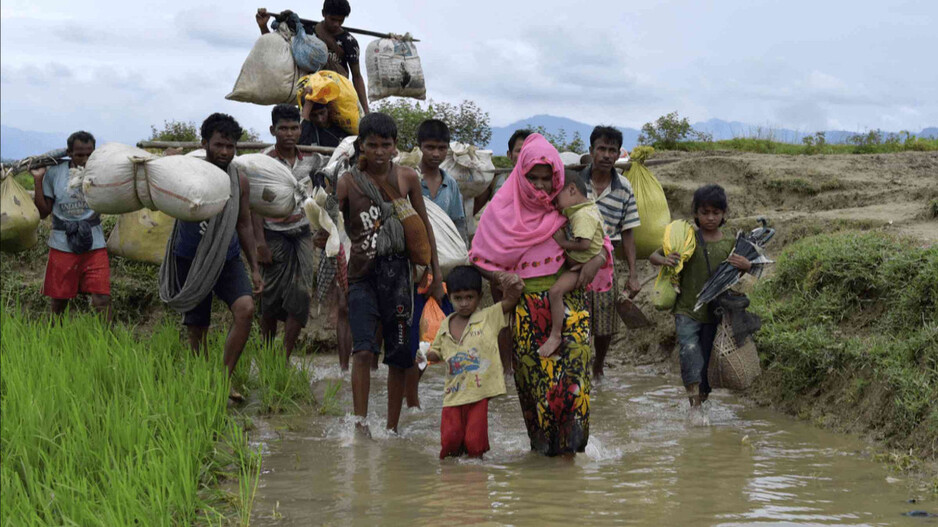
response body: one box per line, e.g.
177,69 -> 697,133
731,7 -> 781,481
694,224 -> 775,312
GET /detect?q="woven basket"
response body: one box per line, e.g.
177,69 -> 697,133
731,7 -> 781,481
708,315 -> 761,391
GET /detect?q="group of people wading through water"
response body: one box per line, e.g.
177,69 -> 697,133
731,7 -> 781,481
30,0 -> 755,457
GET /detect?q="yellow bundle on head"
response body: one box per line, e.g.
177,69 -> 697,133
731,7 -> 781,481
626,146 -> 671,259
652,220 -> 697,311
296,71 -> 361,135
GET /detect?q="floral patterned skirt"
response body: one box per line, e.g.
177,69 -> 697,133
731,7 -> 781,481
512,289 -> 591,456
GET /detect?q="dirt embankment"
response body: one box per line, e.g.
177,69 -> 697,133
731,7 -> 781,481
605,151 -> 937,480
606,150 -> 938,367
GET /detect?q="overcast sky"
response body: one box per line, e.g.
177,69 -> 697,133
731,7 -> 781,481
2,0 -> 936,144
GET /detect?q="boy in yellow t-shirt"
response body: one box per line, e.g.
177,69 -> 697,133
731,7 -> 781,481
539,171 -> 606,358
421,266 -> 523,459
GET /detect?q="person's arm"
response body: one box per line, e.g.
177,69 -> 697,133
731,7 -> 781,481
449,184 -> 470,246
472,185 -> 492,217
252,212 -> 272,266
256,8 -> 271,34
403,168 -> 444,301
574,251 -> 608,290
649,248 -> 680,267
348,62 -> 369,114
552,229 -> 591,252
620,229 -> 641,297
727,253 -> 753,272
337,173 -> 350,225
30,167 -> 54,219
495,272 -> 524,312
236,175 -> 263,294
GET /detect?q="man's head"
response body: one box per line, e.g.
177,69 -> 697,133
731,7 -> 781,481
200,113 -> 243,169
66,131 -> 96,167
357,112 -> 398,170
417,119 -> 450,170
507,129 -> 532,166
445,266 -> 483,318
310,102 -> 330,127
692,184 -> 728,231
270,104 -> 301,150
589,126 -> 623,174
555,169 -> 589,210
321,0 -> 350,34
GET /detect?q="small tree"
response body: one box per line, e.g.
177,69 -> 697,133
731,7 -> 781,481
638,111 -> 706,150
372,98 -> 492,151
148,120 -> 259,143
533,126 -> 585,153
431,100 -> 492,148
371,100 -> 435,151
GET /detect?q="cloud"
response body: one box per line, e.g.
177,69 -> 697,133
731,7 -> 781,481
174,7 -> 257,49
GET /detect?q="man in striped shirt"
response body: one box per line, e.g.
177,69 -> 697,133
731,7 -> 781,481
580,126 -> 641,379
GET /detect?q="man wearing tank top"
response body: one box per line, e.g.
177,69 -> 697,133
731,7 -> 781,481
337,113 -> 444,435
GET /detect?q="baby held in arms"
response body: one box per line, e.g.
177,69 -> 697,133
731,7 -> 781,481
538,171 -> 607,358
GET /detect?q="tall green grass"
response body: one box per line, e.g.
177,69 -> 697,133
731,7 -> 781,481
751,232 -> 938,455
0,311 -> 259,524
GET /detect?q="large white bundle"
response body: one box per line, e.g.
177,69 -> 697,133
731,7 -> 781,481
225,24 -> 300,106
559,151 -> 582,166
230,154 -> 306,218
440,142 -> 495,199
424,200 -> 468,278
81,143 -> 230,222
365,37 -> 426,102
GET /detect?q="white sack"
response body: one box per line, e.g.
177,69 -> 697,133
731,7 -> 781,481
81,143 -> 230,222
440,142 -> 495,199
424,199 -> 469,278
559,151 -> 582,166
225,24 -> 300,106
230,153 -> 305,218
365,37 -> 426,102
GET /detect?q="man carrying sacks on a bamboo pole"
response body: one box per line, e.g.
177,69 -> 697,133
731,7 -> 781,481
29,131 -> 112,321
159,113 -> 264,402
256,0 -> 369,112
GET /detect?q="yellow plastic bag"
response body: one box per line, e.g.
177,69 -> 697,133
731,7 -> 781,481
296,71 -> 361,135
106,209 -> 173,264
652,220 -> 696,311
0,174 -> 41,253
626,146 -> 671,259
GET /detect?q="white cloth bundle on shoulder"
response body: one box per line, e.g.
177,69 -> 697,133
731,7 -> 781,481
80,143 -> 230,222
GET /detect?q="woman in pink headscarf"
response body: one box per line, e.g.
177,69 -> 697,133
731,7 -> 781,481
470,133 -> 608,456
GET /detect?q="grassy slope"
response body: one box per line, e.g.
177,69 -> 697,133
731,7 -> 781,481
749,232 -> 938,461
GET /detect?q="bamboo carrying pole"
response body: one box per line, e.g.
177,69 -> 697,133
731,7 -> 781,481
265,8 -> 420,41
136,141 -> 337,155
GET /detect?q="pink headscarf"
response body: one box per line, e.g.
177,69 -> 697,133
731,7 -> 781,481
470,133 -> 616,291
470,134 -> 567,278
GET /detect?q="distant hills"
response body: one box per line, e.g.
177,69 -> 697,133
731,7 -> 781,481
1,126 -> 74,161
485,115 -> 938,153
3,120 -> 936,160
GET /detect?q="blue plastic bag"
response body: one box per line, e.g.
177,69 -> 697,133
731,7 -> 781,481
283,13 -> 327,73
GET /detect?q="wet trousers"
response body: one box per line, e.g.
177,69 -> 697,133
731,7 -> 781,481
675,314 -> 718,394
440,398 -> 490,459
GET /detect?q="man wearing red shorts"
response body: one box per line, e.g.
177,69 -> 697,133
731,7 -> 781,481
31,131 -> 111,320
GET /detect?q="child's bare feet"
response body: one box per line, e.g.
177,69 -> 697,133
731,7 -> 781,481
538,334 -> 562,358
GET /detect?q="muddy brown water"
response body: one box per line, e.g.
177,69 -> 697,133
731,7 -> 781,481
247,356 -> 933,526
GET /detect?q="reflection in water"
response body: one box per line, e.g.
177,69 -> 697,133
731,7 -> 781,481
249,357 -> 927,526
